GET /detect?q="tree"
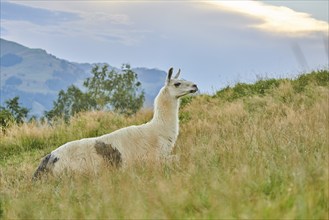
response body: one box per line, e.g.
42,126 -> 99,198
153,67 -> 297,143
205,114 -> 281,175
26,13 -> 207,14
109,64 -> 145,115
0,108 -> 14,132
83,64 -> 145,115
46,64 -> 145,121
45,85 -> 95,122
0,96 -> 29,132
4,96 -> 29,124
83,64 -> 112,110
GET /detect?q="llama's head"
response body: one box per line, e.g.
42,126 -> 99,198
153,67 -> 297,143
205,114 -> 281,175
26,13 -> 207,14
165,67 -> 198,99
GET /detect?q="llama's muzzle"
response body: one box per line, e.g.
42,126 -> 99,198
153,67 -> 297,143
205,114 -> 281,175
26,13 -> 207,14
190,84 -> 198,93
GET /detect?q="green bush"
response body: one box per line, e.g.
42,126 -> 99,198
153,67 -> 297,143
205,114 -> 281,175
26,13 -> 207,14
0,109 -> 15,133
215,79 -> 281,102
215,70 -> 328,102
0,198 -> 4,219
253,79 -> 281,95
293,70 -> 329,92
180,96 -> 194,109
0,97 -> 29,132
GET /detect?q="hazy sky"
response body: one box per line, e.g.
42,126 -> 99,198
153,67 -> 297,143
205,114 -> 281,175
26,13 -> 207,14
1,0 -> 328,93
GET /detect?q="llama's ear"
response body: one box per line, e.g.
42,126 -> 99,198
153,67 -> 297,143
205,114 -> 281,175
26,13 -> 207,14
167,67 -> 173,84
174,69 -> 180,79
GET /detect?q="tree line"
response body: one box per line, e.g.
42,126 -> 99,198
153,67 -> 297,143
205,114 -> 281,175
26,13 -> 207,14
0,64 -> 145,131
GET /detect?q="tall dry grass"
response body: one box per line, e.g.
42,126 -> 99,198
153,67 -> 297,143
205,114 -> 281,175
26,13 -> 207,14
0,73 -> 328,219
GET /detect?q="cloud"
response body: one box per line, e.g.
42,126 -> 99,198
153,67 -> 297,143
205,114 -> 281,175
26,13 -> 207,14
209,1 -> 329,36
1,1 -> 327,93
1,1 -> 79,25
97,13 -> 132,26
1,1 -> 145,46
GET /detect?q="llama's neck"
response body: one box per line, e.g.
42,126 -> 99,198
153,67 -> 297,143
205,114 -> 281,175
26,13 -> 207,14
151,87 -> 180,129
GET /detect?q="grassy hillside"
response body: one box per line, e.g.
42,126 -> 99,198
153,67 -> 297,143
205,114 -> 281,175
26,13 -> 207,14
0,70 -> 328,219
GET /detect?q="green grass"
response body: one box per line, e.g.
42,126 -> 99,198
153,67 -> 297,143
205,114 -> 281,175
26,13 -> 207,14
0,70 -> 328,219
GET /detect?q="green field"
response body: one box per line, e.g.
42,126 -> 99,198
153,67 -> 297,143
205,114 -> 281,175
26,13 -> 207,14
0,70 -> 328,219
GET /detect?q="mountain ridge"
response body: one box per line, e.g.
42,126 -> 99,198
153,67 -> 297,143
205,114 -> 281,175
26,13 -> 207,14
0,38 -> 166,117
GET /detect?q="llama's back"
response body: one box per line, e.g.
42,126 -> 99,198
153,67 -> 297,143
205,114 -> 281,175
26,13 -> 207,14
98,123 -> 159,162
33,137 -> 101,178
50,137 -> 104,175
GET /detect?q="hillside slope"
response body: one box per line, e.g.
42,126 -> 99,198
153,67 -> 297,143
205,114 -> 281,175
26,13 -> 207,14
0,38 -> 166,116
0,70 -> 328,219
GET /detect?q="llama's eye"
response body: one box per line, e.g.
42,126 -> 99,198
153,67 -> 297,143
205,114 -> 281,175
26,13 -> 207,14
174,82 -> 181,87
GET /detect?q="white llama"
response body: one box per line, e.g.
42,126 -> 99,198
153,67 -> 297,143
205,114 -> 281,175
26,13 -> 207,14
33,68 -> 198,179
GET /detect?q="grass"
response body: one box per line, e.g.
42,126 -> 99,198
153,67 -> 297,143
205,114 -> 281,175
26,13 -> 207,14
0,70 -> 328,219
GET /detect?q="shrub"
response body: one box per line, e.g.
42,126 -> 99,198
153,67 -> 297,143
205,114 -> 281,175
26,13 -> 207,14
215,70 -> 328,102
293,69 -> 329,92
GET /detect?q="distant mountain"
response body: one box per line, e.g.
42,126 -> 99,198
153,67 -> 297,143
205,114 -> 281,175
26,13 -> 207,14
0,38 -> 166,117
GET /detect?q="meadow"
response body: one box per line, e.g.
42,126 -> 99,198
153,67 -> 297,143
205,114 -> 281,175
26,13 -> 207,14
0,70 -> 328,219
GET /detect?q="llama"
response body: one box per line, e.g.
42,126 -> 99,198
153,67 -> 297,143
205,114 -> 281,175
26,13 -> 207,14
33,68 -> 198,179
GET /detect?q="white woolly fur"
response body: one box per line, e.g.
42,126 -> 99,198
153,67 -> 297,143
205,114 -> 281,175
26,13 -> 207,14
33,68 -> 198,177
